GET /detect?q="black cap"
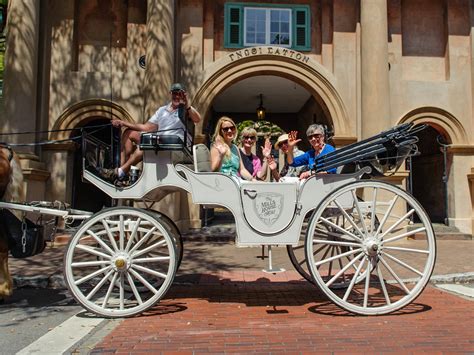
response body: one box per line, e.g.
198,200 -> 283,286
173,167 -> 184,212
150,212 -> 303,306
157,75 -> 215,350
170,83 -> 185,92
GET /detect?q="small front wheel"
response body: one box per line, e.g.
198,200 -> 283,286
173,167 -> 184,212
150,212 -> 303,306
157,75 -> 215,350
305,180 -> 436,315
64,207 -> 178,317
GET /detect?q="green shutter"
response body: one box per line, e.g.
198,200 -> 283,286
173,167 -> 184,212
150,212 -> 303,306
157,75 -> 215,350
292,6 -> 310,51
224,3 -> 243,48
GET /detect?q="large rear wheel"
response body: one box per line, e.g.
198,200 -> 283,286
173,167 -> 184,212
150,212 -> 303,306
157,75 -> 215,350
305,180 -> 436,315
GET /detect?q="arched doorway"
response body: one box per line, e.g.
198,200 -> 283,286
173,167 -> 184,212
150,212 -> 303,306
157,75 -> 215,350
71,118 -> 114,212
191,46 -> 353,143
209,75 -> 334,151
410,125 -> 448,223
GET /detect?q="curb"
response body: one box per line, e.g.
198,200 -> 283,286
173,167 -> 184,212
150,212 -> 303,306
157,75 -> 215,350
13,271 -> 474,290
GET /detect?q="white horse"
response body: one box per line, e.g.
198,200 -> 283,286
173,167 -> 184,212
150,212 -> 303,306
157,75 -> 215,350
0,146 -> 24,301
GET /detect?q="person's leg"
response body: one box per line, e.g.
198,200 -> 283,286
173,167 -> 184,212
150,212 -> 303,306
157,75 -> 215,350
121,128 -> 138,165
119,130 -> 143,175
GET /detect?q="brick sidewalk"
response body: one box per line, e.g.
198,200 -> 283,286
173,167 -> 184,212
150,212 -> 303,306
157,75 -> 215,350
90,273 -> 474,353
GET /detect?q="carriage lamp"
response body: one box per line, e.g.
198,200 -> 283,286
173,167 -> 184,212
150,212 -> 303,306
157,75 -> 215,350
256,94 -> 266,120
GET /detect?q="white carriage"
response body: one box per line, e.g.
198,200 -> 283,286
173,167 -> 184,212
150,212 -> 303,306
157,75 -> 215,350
1,124 -> 436,318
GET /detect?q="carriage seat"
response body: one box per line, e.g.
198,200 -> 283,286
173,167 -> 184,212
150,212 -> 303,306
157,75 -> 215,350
139,132 -> 185,151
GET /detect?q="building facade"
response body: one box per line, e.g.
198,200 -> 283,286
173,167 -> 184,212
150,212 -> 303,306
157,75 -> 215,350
1,0 -> 473,234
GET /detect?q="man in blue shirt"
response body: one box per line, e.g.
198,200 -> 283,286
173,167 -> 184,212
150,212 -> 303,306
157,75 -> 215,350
286,124 -> 336,179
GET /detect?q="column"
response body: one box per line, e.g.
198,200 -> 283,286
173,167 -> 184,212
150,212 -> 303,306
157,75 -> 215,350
360,0 -> 391,138
3,0 -> 40,148
144,0 -> 174,120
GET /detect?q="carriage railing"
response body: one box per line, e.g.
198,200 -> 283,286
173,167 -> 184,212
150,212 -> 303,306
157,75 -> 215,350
313,123 -> 423,175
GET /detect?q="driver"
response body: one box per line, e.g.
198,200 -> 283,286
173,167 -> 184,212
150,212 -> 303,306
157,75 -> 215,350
99,83 -> 201,183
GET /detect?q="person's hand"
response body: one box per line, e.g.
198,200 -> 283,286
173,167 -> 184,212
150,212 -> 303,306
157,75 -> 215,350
111,119 -> 123,128
267,155 -> 277,171
181,91 -> 189,108
299,170 -> 313,180
288,130 -> 301,150
261,138 -> 272,158
214,137 -> 228,158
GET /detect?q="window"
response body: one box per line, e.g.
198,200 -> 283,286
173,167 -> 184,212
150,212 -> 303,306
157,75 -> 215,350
244,8 -> 291,47
225,3 -> 310,51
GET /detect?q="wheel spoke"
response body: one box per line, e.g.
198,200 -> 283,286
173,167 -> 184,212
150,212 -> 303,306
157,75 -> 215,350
129,226 -> 157,254
376,264 -> 391,305
363,259 -> 372,308
128,268 -> 159,295
102,219 -> 119,252
378,209 -> 416,240
124,217 -> 142,253
119,215 -> 125,251
333,200 -> 365,239
370,188 -> 378,234
343,257 -> 366,302
383,252 -> 424,277
87,229 -> 115,255
312,239 -> 361,248
102,272 -> 118,308
71,260 -> 110,267
378,256 -> 410,294
326,252 -> 364,288
382,227 -> 426,244
383,245 -> 429,254
119,273 -> 125,310
351,190 -> 369,236
132,239 -> 168,258
86,269 -> 115,301
315,247 -> 363,267
75,265 -> 113,286
133,256 -> 171,263
373,195 -> 398,239
319,217 -> 361,242
132,264 -> 168,279
76,244 -> 112,260
126,272 -> 143,305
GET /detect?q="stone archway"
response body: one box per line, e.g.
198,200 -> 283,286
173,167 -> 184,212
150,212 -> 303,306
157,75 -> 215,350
50,99 -> 134,140
398,107 -> 470,227
191,46 -> 353,142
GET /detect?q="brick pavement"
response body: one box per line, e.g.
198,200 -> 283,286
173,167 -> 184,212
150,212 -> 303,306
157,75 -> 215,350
91,272 -> 474,353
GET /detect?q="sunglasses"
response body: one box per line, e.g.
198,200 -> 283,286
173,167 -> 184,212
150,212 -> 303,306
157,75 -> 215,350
308,133 -> 324,140
221,126 -> 236,133
243,136 -> 256,141
279,140 -> 288,145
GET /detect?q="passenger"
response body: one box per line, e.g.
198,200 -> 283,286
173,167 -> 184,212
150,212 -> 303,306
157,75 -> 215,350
99,83 -> 201,183
286,124 -> 336,179
210,116 -> 253,181
267,133 -> 305,182
239,127 -> 272,181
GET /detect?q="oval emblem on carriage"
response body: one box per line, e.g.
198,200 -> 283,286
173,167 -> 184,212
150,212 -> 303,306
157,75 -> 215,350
253,192 -> 283,226
115,259 -> 126,268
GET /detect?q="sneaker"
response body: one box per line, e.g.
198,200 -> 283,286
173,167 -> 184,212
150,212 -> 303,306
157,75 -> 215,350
98,167 -> 118,183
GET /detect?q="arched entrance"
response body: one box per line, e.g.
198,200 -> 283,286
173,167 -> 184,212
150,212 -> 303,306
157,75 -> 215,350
191,46 -> 353,143
410,125 -> 448,223
399,107 -> 469,224
52,100 -> 135,212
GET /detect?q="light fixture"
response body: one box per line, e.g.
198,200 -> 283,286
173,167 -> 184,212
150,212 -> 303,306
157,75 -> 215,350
256,94 -> 266,120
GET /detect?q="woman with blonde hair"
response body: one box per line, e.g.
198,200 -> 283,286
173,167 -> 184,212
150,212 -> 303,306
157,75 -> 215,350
239,127 -> 271,180
210,116 -> 253,181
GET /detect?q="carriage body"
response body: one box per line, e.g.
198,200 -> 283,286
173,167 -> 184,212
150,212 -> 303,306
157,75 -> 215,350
1,124 -> 437,318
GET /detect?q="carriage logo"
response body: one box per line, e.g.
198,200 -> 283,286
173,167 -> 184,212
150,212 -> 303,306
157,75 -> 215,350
254,193 -> 283,226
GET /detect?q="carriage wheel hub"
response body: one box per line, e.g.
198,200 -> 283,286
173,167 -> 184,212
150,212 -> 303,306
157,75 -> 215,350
112,253 -> 130,271
363,238 -> 380,257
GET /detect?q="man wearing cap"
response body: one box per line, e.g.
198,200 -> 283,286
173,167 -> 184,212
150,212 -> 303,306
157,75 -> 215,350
100,83 -> 201,183
268,133 -> 305,182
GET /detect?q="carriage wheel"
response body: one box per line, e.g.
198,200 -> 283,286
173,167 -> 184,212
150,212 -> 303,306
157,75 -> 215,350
305,180 -> 436,315
64,207 -> 177,317
288,201 -> 378,288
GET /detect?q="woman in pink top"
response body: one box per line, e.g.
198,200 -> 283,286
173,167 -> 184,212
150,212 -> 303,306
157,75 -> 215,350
239,127 -> 271,181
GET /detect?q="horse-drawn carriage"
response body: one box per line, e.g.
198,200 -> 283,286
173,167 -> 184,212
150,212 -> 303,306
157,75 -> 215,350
0,123 -> 436,318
